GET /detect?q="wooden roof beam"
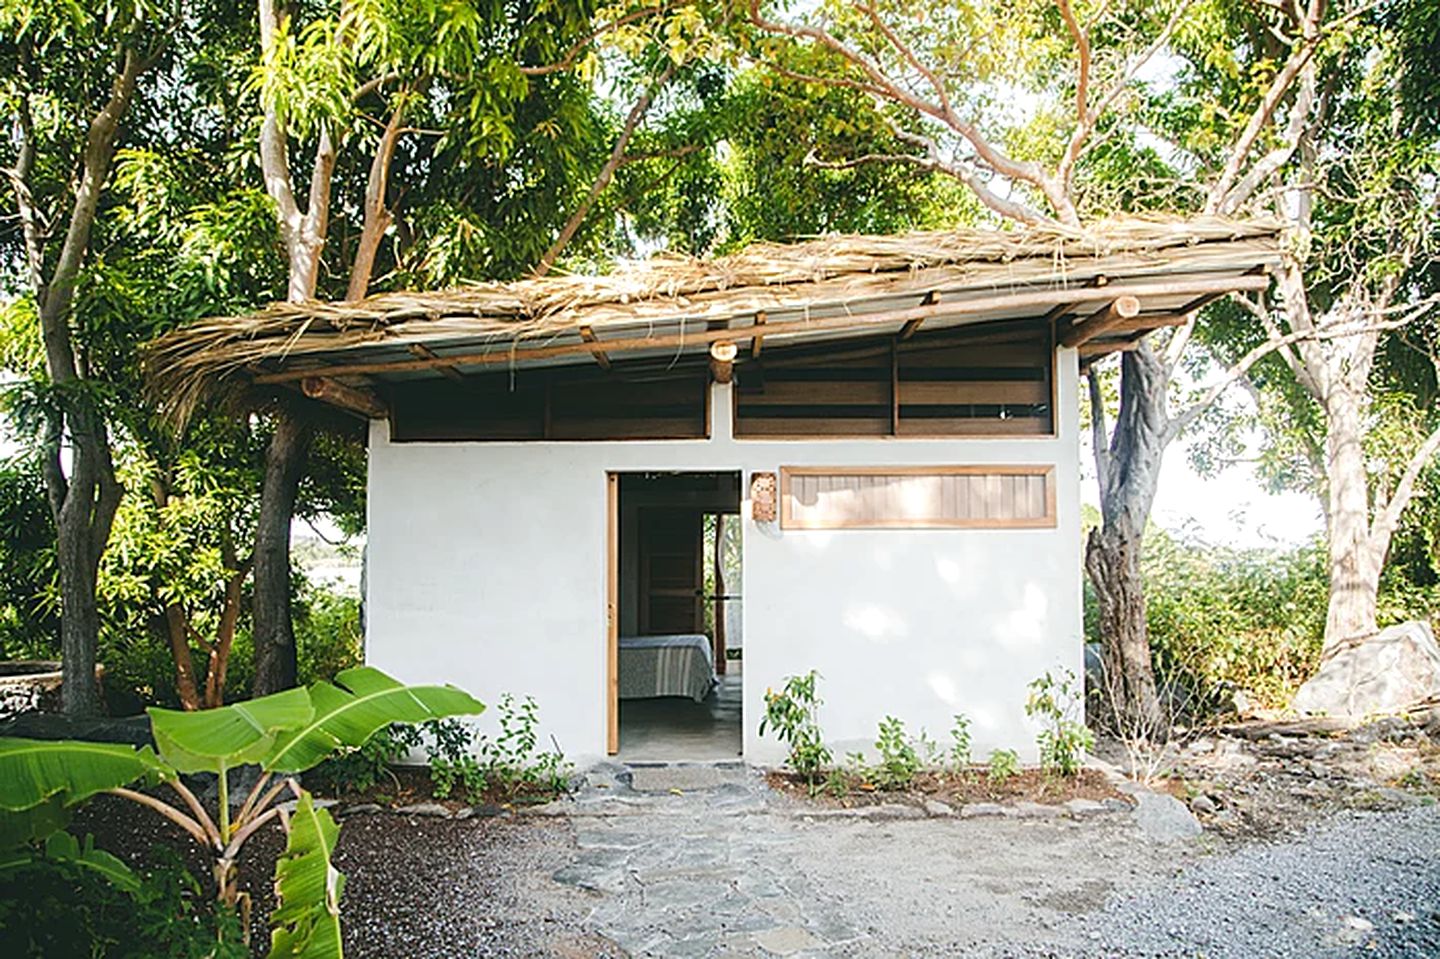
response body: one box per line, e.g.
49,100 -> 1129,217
1078,337 -> 1143,359
300,376 -> 388,419
750,311 -> 767,359
1060,295 -> 1142,348
579,326 -> 612,371
899,292 -> 938,340
254,275 -> 1269,384
408,343 -> 463,381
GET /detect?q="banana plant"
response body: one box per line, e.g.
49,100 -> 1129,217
0,667 -> 484,957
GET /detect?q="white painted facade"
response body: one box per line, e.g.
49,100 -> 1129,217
365,349 -> 1084,767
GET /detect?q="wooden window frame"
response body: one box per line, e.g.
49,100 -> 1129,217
731,326 -> 1060,442
778,464 -> 1058,530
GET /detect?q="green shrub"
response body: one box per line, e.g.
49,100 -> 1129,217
311,722 -> 421,794
759,671 -> 832,789
1026,670 -> 1093,777
871,715 -> 921,789
0,850 -> 246,959
987,748 -> 1019,784
425,695 -> 572,801
295,584 -> 363,685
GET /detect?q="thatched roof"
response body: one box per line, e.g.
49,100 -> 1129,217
146,215 -> 1284,422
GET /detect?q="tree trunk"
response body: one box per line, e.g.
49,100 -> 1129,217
56,510 -> 104,715
1088,344 -> 1170,736
1322,384 -> 1382,650
1085,526 -> 1165,738
251,411 -> 313,696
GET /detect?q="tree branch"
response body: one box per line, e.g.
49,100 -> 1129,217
1370,424 -> 1440,548
532,61 -> 678,277
347,96 -> 407,300
518,6 -> 664,76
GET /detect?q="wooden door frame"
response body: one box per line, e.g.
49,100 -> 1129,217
606,472 -> 619,755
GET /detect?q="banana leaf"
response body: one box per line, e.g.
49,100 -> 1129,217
41,831 -> 141,893
0,738 -> 170,812
267,791 -> 344,959
263,667 -> 484,774
148,687 -> 314,774
0,795 -> 70,848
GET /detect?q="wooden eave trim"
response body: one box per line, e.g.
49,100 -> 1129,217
253,274 -> 1270,384
579,326 -> 613,371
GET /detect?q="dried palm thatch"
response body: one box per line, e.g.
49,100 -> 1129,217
145,215 -> 1283,424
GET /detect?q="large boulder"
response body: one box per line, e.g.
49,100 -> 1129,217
1293,620 -> 1440,717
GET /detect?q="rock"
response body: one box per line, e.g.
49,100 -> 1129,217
1064,798 -> 1107,818
1132,790 -> 1202,841
1341,915 -> 1374,932
1011,801 -> 1063,819
523,801 -> 570,817
1102,798 -> 1135,813
752,925 -> 821,956
1293,621 -> 1440,717
959,802 -> 1007,818
1393,911 -> 1416,924
338,802 -> 383,817
866,803 -> 925,821
1189,794 -> 1218,816
923,799 -> 956,817
276,797 -> 340,814
467,802 -> 507,818
394,802 -> 452,818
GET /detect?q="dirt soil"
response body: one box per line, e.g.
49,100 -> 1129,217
70,795 -> 616,958
766,766 -> 1123,807
1131,712 -> 1440,841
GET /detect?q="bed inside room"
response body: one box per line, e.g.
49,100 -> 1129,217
615,471 -> 742,761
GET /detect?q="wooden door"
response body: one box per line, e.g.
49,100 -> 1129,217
638,508 -> 704,635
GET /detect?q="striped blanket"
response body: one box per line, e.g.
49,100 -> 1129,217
618,634 -> 716,702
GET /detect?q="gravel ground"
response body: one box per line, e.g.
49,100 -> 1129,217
62,767 -> 1440,958
1038,804 -> 1440,959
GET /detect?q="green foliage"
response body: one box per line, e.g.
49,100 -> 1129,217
425,695 -> 573,801
0,669 -> 484,959
267,793 -> 344,959
310,723 -> 420,795
948,714 -> 973,772
0,457 -> 57,659
1025,671 -> 1093,777
869,715 -> 922,790
987,748 -> 1020,785
759,670 -> 833,788
0,851 -> 246,959
0,739 -> 169,813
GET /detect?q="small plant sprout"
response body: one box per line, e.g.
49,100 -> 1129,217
1026,669 -> 1095,777
872,715 -> 921,789
759,671 -> 832,792
948,714 -> 973,772
988,748 -> 1020,784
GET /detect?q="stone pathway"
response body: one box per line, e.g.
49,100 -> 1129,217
538,763 -> 1172,957
548,764 -> 859,956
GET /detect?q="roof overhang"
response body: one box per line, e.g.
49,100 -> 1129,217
145,217 -> 1285,422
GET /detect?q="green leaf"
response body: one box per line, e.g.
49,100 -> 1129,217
0,795 -> 70,847
0,738 -> 169,812
267,791 -> 345,959
263,667 -> 484,774
148,687 -> 314,774
42,831 -> 141,894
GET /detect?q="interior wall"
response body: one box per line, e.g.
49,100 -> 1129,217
365,349 -> 1083,768
616,474 -> 741,637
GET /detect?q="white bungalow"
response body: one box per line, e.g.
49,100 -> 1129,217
156,219 -> 1280,767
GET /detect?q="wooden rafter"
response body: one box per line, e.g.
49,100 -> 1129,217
750,311 -> 767,359
899,292 -> 938,340
1059,295 -> 1142,348
407,342 -> 463,381
299,376 -> 387,418
579,326 -> 612,371
254,275 -> 1269,384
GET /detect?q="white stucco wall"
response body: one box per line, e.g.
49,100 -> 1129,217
365,349 -> 1084,768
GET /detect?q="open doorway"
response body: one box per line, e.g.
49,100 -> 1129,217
607,471 -> 742,761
